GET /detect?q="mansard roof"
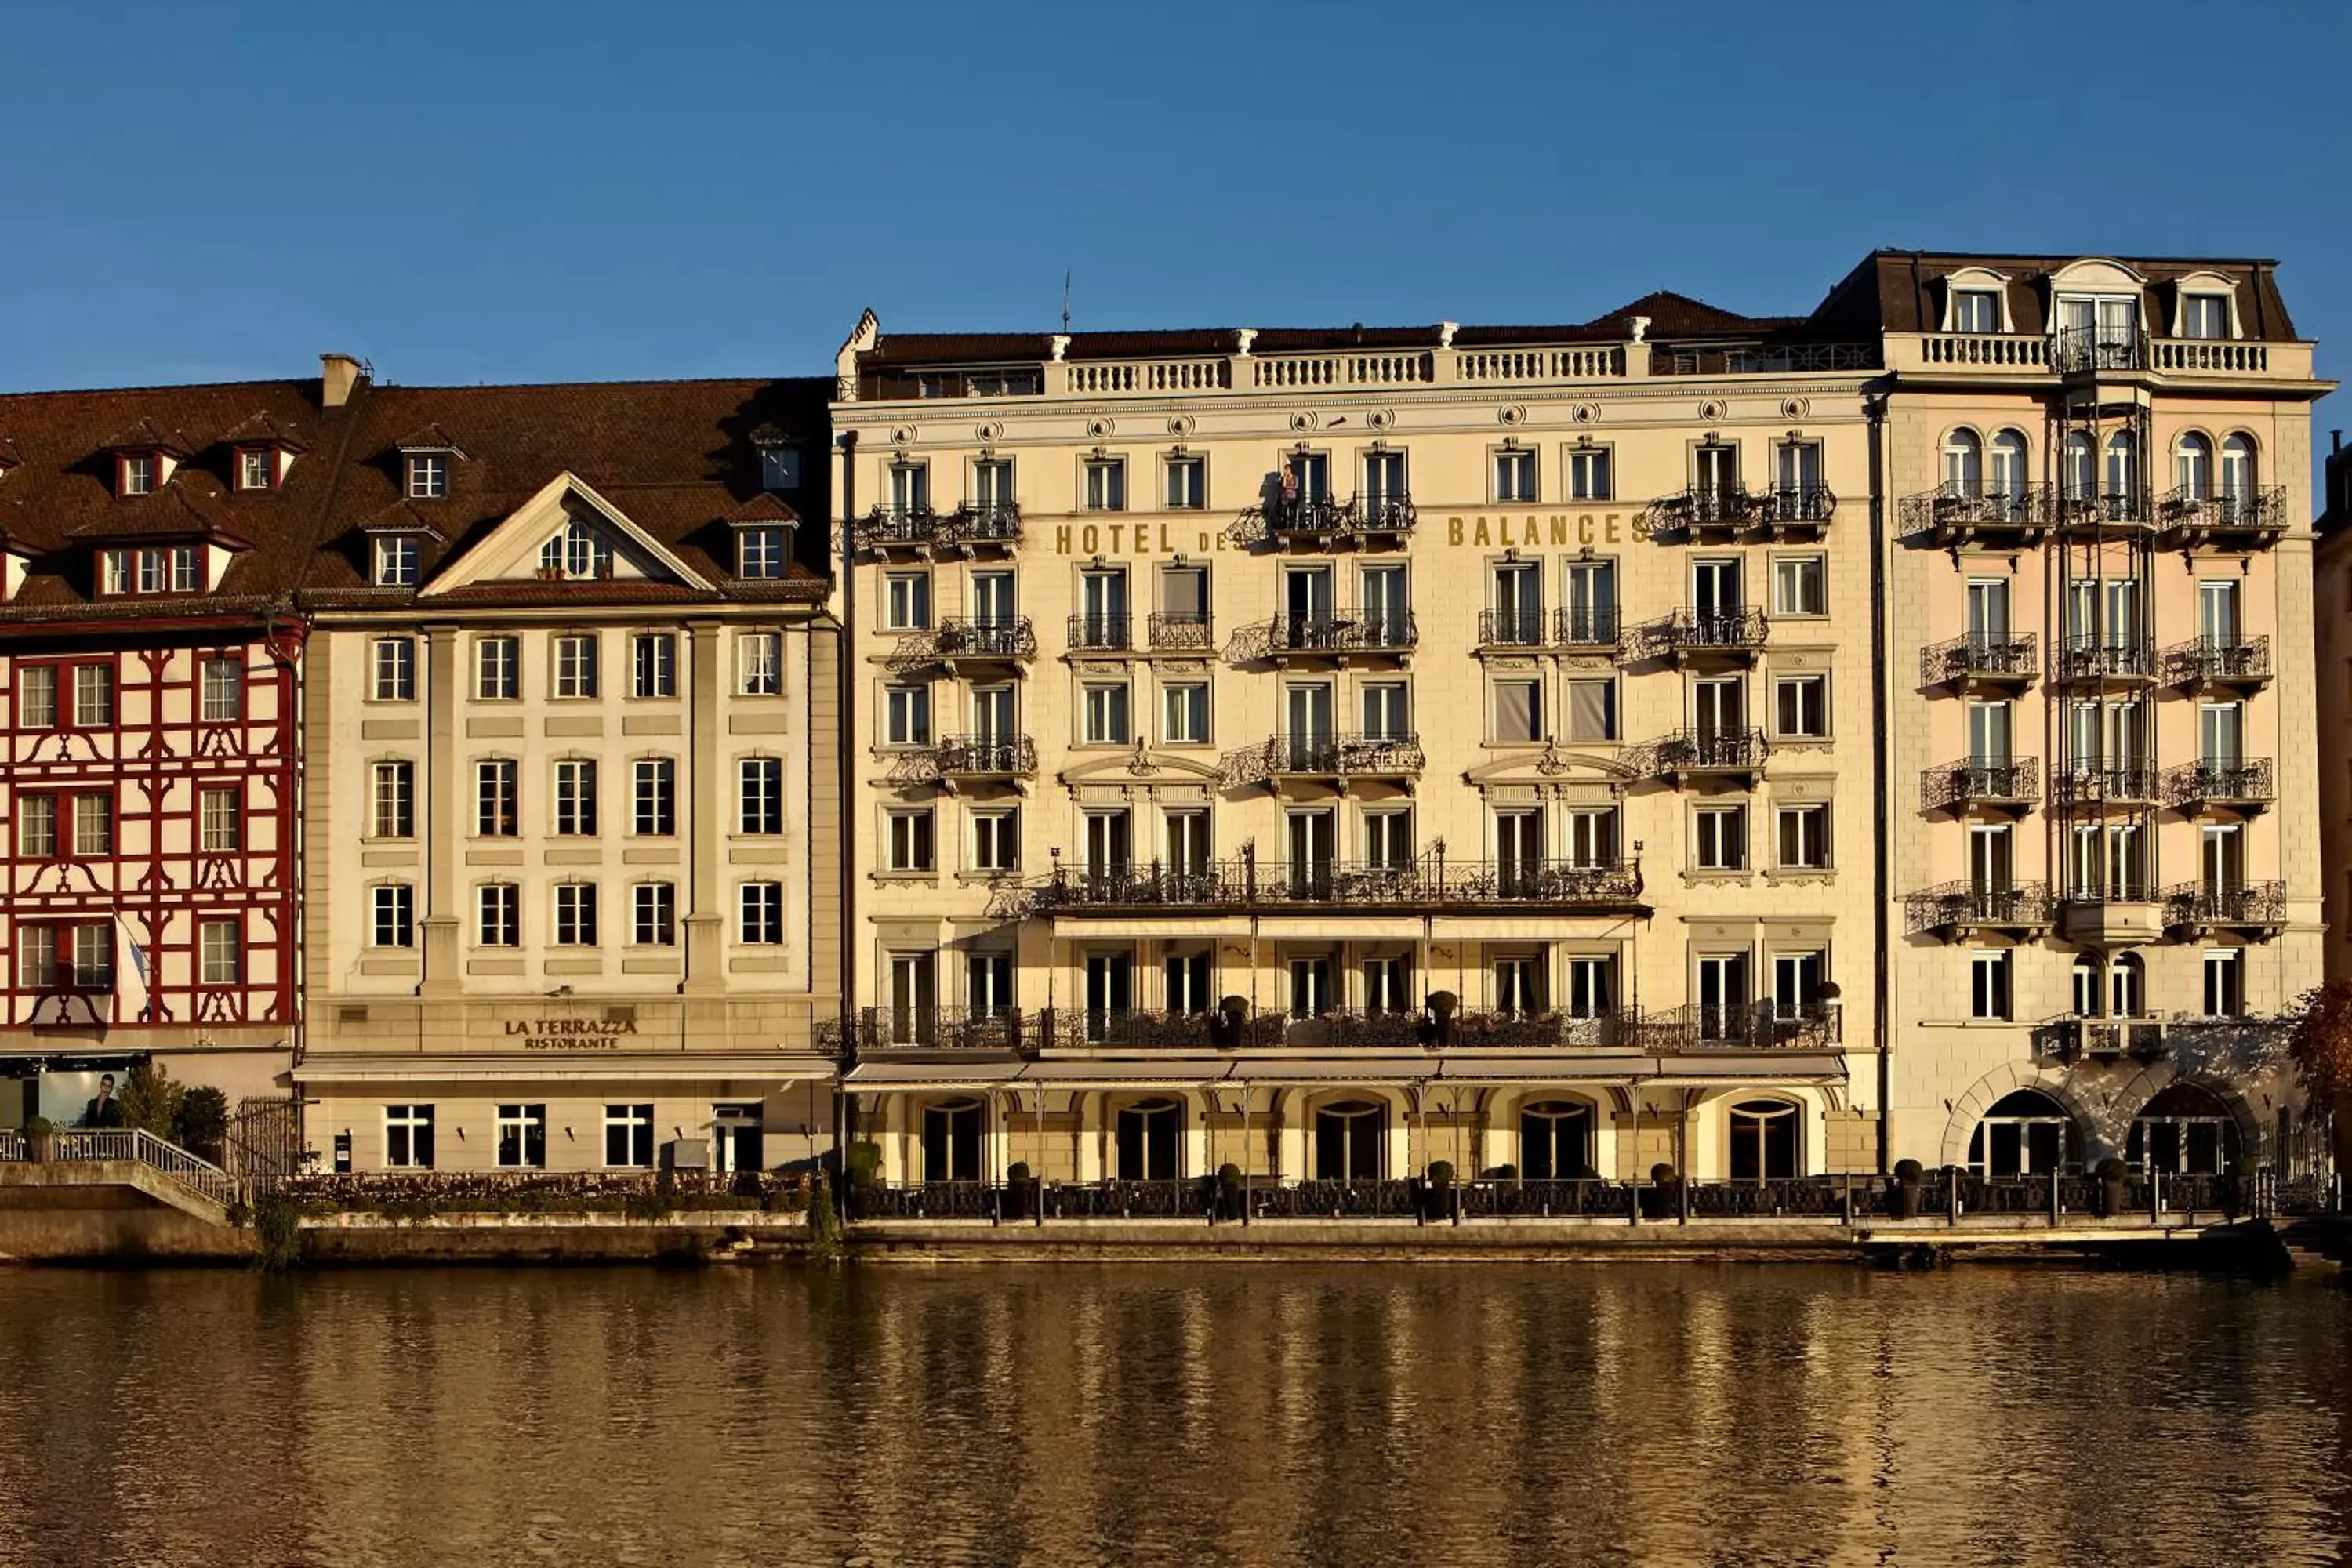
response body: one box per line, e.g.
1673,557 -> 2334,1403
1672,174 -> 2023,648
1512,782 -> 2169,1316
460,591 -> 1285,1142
1813,249 -> 2304,342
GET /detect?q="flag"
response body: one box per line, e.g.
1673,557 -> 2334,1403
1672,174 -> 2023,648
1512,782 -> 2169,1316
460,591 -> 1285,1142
113,916 -> 149,1025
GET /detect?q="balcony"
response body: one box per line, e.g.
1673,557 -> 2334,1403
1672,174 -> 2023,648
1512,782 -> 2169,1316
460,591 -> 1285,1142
1223,732 -> 1424,792
2055,488 -> 2151,535
1475,607 -> 1621,655
2162,759 -> 2274,815
1921,757 -> 2041,815
1631,607 -> 1768,666
1648,1001 -> 1842,1052
1904,880 -> 2053,939
1241,609 -> 1418,665
930,734 -> 1036,787
1231,494 -> 1417,550
2055,637 -> 2154,687
1146,612 -> 1215,652
2052,325 -> 2147,375
2162,880 -> 2287,938
853,1005 -> 1029,1054
1028,855 -> 1646,917
2162,635 -> 2272,693
1438,1007 -> 1659,1051
2056,891 -> 2166,946
1642,485 -> 1756,542
2157,485 -> 2288,549
2051,764 -> 2158,811
1037,1007 -> 1284,1051
857,504 -> 940,554
1898,482 -> 2052,547
1628,727 -> 1768,786
931,616 -> 1035,672
2034,1018 -> 2168,1062
1753,485 -> 1838,538
1065,614 -> 1134,653
937,501 -> 1022,551
1922,630 -> 2038,690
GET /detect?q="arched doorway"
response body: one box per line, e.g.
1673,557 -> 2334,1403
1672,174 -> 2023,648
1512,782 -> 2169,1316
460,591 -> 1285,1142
1729,1099 -> 1799,1181
2129,1082 -> 2241,1175
1969,1089 -> 2080,1178
1114,1097 -> 1184,1181
1314,1098 -> 1385,1181
920,1097 -> 984,1183
1519,1099 -> 1593,1180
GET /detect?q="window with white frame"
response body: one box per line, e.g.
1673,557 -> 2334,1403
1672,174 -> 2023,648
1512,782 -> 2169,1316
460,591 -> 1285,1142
971,456 -> 1014,513
631,632 -> 675,698
373,535 -> 420,586
198,920 -> 241,985
1951,289 -> 2002,334
604,1103 -> 654,1168
738,630 -> 782,695
495,1103 -> 546,1169
632,758 -> 674,836
887,459 -> 930,515
885,808 -> 936,872
884,571 -> 931,630
1695,804 -> 1747,870
632,882 -> 675,946
1773,675 -> 1828,739
1165,808 -> 1211,875
1082,681 -> 1131,745
1972,949 -> 2012,1020
1082,456 -> 1127,512
199,786 -> 239,852
71,925 -> 112,989
1364,808 -> 1414,868
1772,555 -> 1825,617
73,665 -> 113,726
1776,804 -> 1830,869
119,454 -> 157,496
739,757 -> 784,834
971,808 -> 1020,874
1493,677 -> 1543,743
16,795 -> 56,858
1568,445 -> 1613,501
371,637 -> 416,702
72,794 -> 111,856
476,636 -> 519,699
18,666 -> 57,728
1164,454 -> 1205,510
1564,678 -> 1615,742
371,761 -> 414,838
739,882 -> 784,944
737,526 -> 789,578
553,759 -> 598,836
884,684 -> 931,746
2203,949 -> 2244,1018
199,656 -> 243,722
2181,294 -> 2230,340
552,633 -> 599,699
553,882 -> 598,946
539,519 -> 613,581
406,453 -> 449,500
1161,680 -> 1209,744
1493,448 -> 1537,503
370,884 -> 415,948
384,1105 -> 434,1169
476,759 -> 518,837
478,884 -> 520,946
13,926 -> 55,989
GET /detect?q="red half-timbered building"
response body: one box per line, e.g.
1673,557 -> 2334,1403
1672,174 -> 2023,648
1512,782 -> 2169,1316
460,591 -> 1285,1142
0,372 -> 356,1117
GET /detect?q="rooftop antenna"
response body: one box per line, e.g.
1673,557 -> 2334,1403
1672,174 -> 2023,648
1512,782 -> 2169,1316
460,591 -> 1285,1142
1062,269 -> 1073,334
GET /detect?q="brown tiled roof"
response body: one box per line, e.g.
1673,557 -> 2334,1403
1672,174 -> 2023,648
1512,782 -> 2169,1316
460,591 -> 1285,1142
100,417 -> 195,456
0,436 -> 21,470
300,377 -> 832,608
725,492 -> 801,525
1821,250 -> 2304,342
357,499 -> 449,541
219,410 -> 310,452
394,422 -> 465,452
64,477 -> 252,546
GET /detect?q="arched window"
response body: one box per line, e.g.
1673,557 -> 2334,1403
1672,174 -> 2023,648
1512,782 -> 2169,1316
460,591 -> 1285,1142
2128,1082 -> 2240,1175
539,519 -> 612,581
2174,432 -> 2213,498
1729,1098 -> 1798,1181
2071,954 -> 2102,1018
2103,430 -> 2138,512
1314,1099 -> 1385,1181
920,1097 -> 984,1184
1114,1097 -> 1183,1181
2108,952 -> 2143,1018
1969,1089 -> 2081,1178
1943,429 -> 1984,496
2220,435 -> 2256,508
1519,1099 -> 1593,1181
1989,430 -> 2029,503
2063,431 -> 2097,502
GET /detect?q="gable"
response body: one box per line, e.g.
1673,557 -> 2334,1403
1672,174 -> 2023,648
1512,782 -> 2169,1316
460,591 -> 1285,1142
419,470 -> 717,597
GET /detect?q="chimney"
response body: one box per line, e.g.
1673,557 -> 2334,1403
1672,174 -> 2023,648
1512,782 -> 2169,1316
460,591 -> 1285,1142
2333,429 -> 2342,454
321,353 -> 365,408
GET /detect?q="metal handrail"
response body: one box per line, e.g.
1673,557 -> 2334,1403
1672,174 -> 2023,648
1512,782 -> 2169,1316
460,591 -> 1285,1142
1253,610 -> 1419,655
2161,758 -> 2274,808
1755,485 -> 1838,525
2158,484 -> 2287,535
940,501 -> 1022,546
1897,481 -> 2053,540
933,616 -> 1036,660
1029,856 -> 1646,913
2161,879 -> 2287,927
2051,764 -> 2157,805
2161,634 -> 2271,686
1920,757 -> 2041,811
1632,607 -> 1768,659
1065,614 -> 1134,651
1904,880 -> 2053,935
2050,325 -> 2147,372
28,1128 -> 241,1207
2056,637 -> 2154,681
1921,630 -> 2037,686
858,504 -> 940,548
1631,727 -> 1768,775
1146,612 -> 1214,650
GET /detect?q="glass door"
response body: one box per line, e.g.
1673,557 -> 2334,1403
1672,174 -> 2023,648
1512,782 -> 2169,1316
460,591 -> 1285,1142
1361,451 -> 1407,525
1494,562 -> 1542,644
1286,808 -> 1335,898
2201,823 -> 2245,896
1285,682 -> 1333,771
1495,808 -> 1543,895
1359,564 -> 1408,648
1283,566 -> 1333,649
2198,579 -> 2239,649
1084,809 -> 1131,887
1565,560 -> 1614,644
1288,956 -> 1333,1021
971,570 -> 1016,629
1966,577 -> 2010,651
1692,557 -> 1742,622
889,953 -> 936,1047
1565,956 -> 1613,1020
1494,954 -> 1542,1018
1967,700 -> 2011,768
1697,953 -> 1748,1043
1080,568 -> 1129,649
1563,808 -> 1615,869
1086,951 -> 1134,1041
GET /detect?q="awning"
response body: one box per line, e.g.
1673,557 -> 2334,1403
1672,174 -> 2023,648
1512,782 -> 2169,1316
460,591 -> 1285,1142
293,1053 -> 837,1085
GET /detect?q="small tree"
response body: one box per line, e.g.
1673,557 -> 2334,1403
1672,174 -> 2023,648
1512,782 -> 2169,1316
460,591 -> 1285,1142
174,1087 -> 230,1164
2286,982 -> 2352,1173
118,1061 -> 184,1140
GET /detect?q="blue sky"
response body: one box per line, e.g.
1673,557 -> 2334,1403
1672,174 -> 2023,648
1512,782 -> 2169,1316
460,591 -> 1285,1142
5,0 -> 2347,465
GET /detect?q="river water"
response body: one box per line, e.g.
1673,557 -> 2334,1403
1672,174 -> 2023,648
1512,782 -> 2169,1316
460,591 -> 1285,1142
0,1265 -> 2343,1567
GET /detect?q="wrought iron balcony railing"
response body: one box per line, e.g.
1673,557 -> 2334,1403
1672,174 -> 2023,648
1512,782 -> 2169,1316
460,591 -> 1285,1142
1066,613 -> 1134,652
2051,325 -> 2147,373
1254,609 -> 1418,656
1037,1007 -> 1285,1051
932,616 -> 1036,662
1478,608 -> 1550,648
1028,855 -> 1646,914
1434,1007 -> 1657,1050
1650,1001 -> 1841,1051
1229,493 -> 1419,547
858,503 -> 940,550
1898,481 -> 2053,543
1146,612 -> 1214,650
1921,757 -> 2041,813
1628,727 -> 1769,779
1643,485 -> 1758,535
854,1005 -> 1029,1052
1631,607 -> 1768,662
2162,880 -> 2286,930
1903,880 -> 2053,936
2051,764 -> 2157,808
2162,758 -> 2274,811
2056,488 -> 2150,529
2158,485 -> 2287,541
1755,485 -> 1838,528
1476,607 -> 1621,649
938,500 -> 1022,546
2057,637 -> 2154,682
2161,635 -> 2271,688
1921,630 -> 2037,688
931,734 -> 1037,779
1223,731 -> 1425,786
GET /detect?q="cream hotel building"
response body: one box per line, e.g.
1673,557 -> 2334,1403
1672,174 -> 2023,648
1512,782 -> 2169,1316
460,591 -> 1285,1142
832,250 -> 2328,1192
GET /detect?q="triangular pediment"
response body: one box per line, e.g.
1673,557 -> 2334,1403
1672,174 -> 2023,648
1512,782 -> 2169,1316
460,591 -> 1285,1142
419,471 -> 717,597
1059,746 -> 1225,786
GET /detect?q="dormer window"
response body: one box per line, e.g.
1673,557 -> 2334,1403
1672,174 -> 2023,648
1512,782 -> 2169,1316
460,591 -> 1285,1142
1951,289 -> 2001,334
760,446 -> 798,492
373,535 -> 421,587
100,545 -> 201,596
539,519 -> 612,581
738,527 -> 789,579
2181,295 -> 2230,341
120,454 -> 157,496
406,453 -> 448,499
238,448 -> 276,492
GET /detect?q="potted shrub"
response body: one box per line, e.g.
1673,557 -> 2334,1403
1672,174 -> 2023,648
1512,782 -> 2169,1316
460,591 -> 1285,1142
24,1116 -> 55,1163
1644,1162 -> 1679,1221
1215,1162 -> 1245,1221
1005,1160 -> 1035,1221
1423,1159 -> 1455,1221
2096,1156 -> 2131,1218
1892,1158 -> 1925,1219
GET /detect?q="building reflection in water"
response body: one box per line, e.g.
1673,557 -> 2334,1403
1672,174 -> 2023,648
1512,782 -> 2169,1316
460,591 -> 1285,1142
0,1267 -> 2341,1566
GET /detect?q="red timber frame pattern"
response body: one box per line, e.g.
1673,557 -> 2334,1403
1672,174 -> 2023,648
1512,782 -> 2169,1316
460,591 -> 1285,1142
1,627 -> 300,1035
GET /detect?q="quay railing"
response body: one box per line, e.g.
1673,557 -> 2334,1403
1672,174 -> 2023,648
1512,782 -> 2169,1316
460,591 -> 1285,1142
0,1127 -> 242,1207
